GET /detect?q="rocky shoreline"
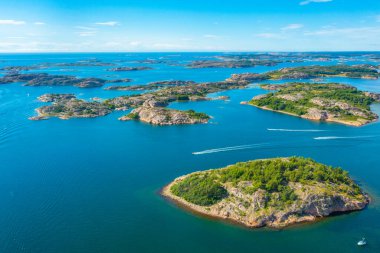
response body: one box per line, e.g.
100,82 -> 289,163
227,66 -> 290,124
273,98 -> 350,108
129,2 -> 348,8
119,106 -> 210,125
162,157 -> 369,228
247,83 -> 380,127
246,103 -> 377,127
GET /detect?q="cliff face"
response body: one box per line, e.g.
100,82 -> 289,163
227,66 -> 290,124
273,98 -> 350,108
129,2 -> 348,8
163,157 -> 369,228
164,179 -> 369,228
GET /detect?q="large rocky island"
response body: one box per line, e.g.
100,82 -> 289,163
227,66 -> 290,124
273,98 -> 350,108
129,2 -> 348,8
246,83 -> 380,126
162,157 -> 369,228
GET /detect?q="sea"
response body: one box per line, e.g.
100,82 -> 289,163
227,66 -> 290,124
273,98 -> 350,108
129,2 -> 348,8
0,52 -> 379,253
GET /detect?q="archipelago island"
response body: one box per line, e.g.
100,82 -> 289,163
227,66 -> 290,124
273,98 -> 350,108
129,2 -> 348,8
162,157 -> 369,228
0,62 -> 377,126
245,83 -> 380,126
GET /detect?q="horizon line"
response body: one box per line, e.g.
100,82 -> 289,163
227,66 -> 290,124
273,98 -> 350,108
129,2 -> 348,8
1,50 -> 380,54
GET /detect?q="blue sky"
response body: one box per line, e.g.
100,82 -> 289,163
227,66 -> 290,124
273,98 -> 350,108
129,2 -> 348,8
0,0 -> 380,52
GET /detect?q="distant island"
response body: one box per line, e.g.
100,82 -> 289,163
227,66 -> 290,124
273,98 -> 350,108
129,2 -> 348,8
107,66 -> 153,72
21,64 -> 379,126
187,59 -> 281,68
162,157 -> 369,228
105,80 -> 196,91
0,73 -> 131,88
228,65 -> 380,82
245,83 -> 380,126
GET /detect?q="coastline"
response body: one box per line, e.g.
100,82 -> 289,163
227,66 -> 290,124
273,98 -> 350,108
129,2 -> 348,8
244,102 -> 377,127
159,176 -> 373,230
161,156 -> 370,229
161,175 -> 369,229
161,178 -> 273,229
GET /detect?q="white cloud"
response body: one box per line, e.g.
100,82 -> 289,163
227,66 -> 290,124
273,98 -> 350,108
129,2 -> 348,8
75,26 -> 97,36
129,41 -> 142,46
282,24 -> 304,30
75,26 -> 96,30
300,0 -> 332,6
203,34 -> 219,39
255,33 -> 284,39
77,31 -> 96,37
95,21 -> 119,26
34,22 -> 45,25
7,36 -> 25,39
304,26 -> 380,38
0,20 -> 25,25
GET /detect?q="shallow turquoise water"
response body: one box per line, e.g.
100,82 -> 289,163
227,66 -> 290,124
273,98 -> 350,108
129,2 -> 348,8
0,53 -> 379,253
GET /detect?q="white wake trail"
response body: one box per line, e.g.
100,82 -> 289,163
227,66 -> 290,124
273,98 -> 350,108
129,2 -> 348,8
314,136 -> 374,140
192,143 -> 271,155
268,128 -> 327,132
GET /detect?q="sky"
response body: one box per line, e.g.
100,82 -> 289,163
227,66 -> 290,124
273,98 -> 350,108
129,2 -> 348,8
0,0 -> 380,52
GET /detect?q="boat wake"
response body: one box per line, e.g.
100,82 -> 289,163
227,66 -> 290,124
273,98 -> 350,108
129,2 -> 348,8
314,136 -> 374,140
192,143 -> 271,155
268,128 -> 327,132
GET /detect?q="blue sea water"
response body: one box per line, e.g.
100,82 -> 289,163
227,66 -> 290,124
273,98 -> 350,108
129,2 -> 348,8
0,53 -> 379,253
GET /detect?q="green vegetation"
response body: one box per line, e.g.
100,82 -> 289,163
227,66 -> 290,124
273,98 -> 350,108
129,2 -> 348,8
176,95 -> 190,101
126,112 -> 140,120
266,65 -> 380,79
186,109 -> 210,120
249,83 -> 378,125
171,157 -> 364,207
252,93 -> 308,116
171,173 -> 228,206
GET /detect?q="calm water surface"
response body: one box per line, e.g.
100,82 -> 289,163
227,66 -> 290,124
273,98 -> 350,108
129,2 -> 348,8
0,53 -> 379,253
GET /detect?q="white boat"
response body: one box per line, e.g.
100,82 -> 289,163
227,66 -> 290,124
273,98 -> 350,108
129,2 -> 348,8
357,238 -> 367,246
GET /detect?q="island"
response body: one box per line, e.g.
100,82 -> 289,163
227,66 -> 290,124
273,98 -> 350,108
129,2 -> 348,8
187,59 -> 281,69
0,60 -> 115,73
246,83 -> 379,126
119,107 -> 210,125
33,93 -> 113,119
31,76 -> 242,123
28,64 -> 379,125
162,157 -> 369,228
107,66 -> 153,72
0,73 -> 131,88
228,64 -> 380,82
105,80 -> 196,91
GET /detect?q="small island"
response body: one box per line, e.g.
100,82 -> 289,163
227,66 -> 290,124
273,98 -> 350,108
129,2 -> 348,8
119,107 -> 210,125
187,59 -> 281,69
107,66 -> 153,72
162,157 -> 369,228
246,83 -> 379,126
105,80 -> 196,91
33,93 -> 113,120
